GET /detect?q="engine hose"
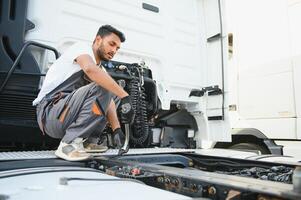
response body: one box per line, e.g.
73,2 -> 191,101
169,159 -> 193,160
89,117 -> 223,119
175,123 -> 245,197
129,78 -> 149,146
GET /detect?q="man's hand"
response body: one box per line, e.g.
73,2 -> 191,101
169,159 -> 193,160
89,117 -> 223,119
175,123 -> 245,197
113,128 -> 125,148
119,96 -> 135,124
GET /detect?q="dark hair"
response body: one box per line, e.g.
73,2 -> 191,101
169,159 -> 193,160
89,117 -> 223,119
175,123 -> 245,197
96,25 -> 125,42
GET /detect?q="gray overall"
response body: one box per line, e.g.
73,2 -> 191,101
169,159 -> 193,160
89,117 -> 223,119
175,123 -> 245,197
36,71 -> 112,144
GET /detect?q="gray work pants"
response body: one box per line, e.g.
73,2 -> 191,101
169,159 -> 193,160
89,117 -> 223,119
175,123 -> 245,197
36,83 -> 112,144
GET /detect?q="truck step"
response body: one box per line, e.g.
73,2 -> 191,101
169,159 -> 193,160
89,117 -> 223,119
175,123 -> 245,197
0,148 -> 195,161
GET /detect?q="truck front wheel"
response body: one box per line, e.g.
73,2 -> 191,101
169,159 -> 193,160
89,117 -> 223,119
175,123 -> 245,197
228,142 -> 270,155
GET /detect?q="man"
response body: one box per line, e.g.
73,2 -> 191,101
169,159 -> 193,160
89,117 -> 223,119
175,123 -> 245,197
33,25 -> 134,161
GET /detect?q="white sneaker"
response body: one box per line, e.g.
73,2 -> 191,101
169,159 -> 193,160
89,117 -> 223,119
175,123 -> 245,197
55,138 -> 91,161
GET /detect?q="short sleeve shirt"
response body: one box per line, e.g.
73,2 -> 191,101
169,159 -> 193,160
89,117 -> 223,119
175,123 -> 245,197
33,42 -> 95,106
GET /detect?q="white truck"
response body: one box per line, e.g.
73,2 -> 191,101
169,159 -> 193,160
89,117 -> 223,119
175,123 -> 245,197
0,0 -> 301,199
215,0 -> 301,159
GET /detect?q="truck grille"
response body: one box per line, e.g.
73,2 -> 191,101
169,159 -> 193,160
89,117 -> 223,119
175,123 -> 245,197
0,93 -> 37,121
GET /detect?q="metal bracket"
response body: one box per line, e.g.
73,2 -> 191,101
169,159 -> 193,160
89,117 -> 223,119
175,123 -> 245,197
118,124 -> 130,155
189,85 -> 222,97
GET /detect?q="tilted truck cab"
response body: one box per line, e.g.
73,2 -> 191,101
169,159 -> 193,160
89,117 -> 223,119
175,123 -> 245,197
0,0 -> 230,150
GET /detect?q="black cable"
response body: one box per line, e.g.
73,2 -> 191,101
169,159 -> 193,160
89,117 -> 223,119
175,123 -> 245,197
128,73 -> 149,146
59,177 -> 145,185
0,168 -> 99,179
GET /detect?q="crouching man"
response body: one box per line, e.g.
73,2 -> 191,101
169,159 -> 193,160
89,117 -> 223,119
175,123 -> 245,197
33,25 -> 134,161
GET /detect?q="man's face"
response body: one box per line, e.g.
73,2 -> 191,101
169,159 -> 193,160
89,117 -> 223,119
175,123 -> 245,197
94,33 -> 121,61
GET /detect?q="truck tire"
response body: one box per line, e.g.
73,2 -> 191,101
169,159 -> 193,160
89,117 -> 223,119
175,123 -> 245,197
229,142 -> 270,154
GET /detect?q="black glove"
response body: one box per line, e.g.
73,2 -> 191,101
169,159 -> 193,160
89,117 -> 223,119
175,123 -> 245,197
119,95 -> 135,124
113,128 -> 125,148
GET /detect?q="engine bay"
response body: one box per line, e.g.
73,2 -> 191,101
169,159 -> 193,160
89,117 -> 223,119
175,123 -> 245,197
101,60 -> 197,150
0,148 -> 300,199
86,152 -> 300,200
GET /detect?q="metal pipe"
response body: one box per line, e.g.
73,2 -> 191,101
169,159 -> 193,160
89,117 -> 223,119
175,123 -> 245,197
0,41 -> 59,93
118,123 -> 130,155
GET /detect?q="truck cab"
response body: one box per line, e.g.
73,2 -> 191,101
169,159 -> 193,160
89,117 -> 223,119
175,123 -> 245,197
216,0 -> 301,158
0,0 -> 230,150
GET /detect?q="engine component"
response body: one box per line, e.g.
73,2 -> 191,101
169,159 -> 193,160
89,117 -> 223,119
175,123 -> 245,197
127,66 -> 150,147
101,61 -> 159,148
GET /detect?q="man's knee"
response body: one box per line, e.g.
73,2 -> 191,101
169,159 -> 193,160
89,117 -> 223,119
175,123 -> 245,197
85,83 -> 112,115
93,95 -> 112,116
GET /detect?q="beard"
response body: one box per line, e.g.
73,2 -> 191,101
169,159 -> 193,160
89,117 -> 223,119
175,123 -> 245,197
96,42 -> 110,61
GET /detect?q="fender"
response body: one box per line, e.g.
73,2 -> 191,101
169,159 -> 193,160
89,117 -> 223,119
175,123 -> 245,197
215,128 -> 283,155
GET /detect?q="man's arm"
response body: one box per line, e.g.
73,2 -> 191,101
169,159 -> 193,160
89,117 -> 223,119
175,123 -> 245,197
76,54 -> 128,98
107,99 -> 127,149
107,99 -> 120,131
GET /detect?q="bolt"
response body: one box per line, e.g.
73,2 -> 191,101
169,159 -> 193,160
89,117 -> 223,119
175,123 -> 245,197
172,179 -> 179,186
208,186 -> 216,195
191,184 -> 198,191
165,177 -> 171,184
157,177 -> 164,183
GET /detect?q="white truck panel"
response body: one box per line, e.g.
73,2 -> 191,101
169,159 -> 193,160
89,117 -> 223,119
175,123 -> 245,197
26,0 -> 207,109
274,141 -> 301,159
238,69 -> 295,119
25,0 -> 231,143
289,1 -> 301,140
231,0 -> 294,120
27,0 -> 199,104
294,9 -> 301,140
242,118 -> 296,139
226,0 -> 301,149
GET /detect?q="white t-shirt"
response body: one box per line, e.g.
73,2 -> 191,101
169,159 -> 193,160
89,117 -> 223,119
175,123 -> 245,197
33,42 -> 96,106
